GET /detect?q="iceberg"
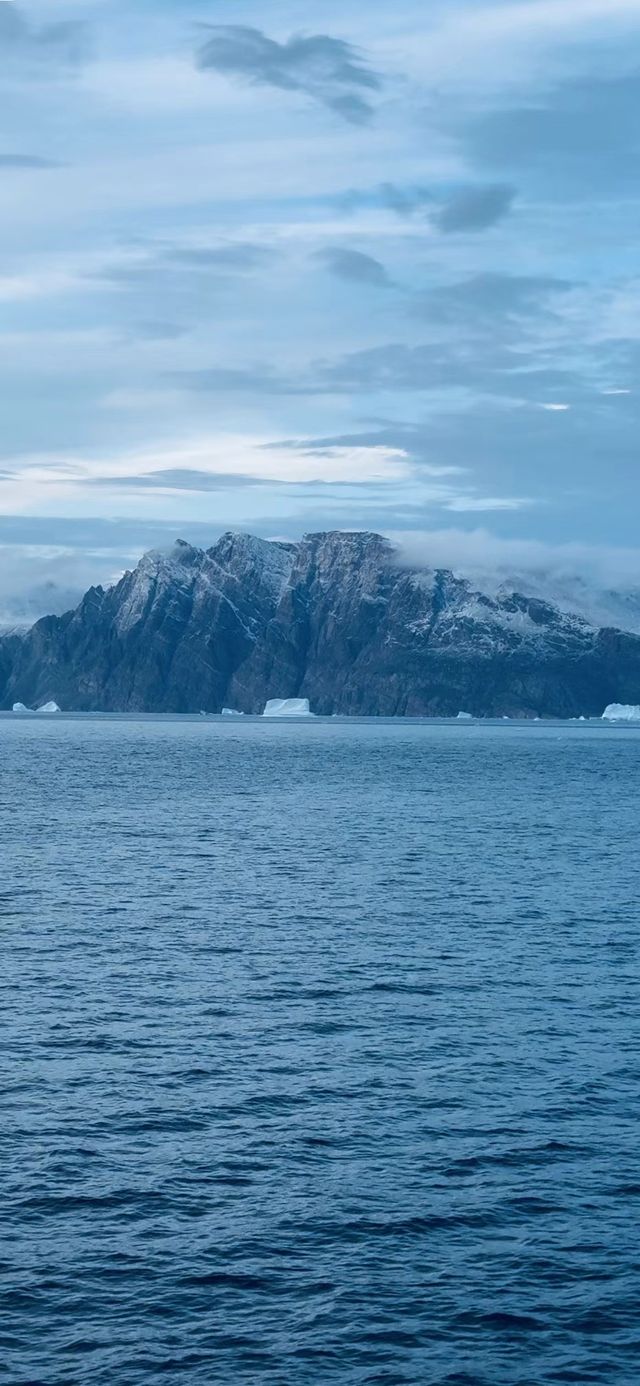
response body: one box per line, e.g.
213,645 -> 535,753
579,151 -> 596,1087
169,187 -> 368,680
221,708 -> 244,717
263,697 -> 314,717
36,701 -> 61,714
456,712 -> 473,720
602,703 -> 640,722
12,702 -> 30,713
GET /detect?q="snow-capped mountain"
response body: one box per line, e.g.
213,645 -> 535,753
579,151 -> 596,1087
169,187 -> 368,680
1,530 -> 640,717
490,571 -> 640,637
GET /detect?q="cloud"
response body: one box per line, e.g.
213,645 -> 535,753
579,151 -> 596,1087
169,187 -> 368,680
170,365 -> 292,395
87,468 -> 268,492
162,242 -> 275,271
174,350 -> 467,397
437,0 -> 640,49
170,346 -> 484,397
463,73 -> 640,194
172,307 -> 576,399
390,527 -> 640,632
0,154 -> 62,169
0,515 -> 224,551
92,240 -> 275,291
337,181 -> 516,232
0,436 -> 414,499
444,495 -> 531,512
196,26 -> 381,123
393,526 -> 640,578
402,0 -> 640,89
316,344 -> 474,393
0,4 -> 88,75
0,544 -> 122,629
432,183 -> 516,233
85,463 -> 427,495
174,340 -> 512,398
1,0 -> 638,578
372,183 -> 434,216
339,182 -> 435,216
163,271 -> 576,405
129,321 -> 188,342
315,247 -> 392,287
419,271 -> 573,324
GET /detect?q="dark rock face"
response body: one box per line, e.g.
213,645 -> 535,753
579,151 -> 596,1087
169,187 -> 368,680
0,535 -> 295,714
2,530 -> 640,716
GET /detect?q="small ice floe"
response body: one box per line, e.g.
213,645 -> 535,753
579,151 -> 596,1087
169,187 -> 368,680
12,702 -> 30,713
36,701 -> 61,714
263,697 -> 314,717
456,711 -> 473,720
221,708 -> 244,717
602,703 -> 640,722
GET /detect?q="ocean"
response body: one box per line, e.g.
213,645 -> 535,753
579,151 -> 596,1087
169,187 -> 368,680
2,716 -> 640,1385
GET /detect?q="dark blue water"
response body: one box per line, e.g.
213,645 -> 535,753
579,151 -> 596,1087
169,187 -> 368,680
2,717 -> 640,1385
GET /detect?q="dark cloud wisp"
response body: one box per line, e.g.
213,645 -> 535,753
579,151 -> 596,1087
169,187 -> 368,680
339,182 -> 435,216
87,469 -> 270,492
416,272 -> 573,326
163,242 -> 274,271
338,182 -> 514,231
0,4 -> 88,73
171,342 -> 515,397
315,247 -> 392,287
95,241 -> 275,291
0,153 -> 62,169
461,74 -> 640,195
432,184 -> 516,233
196,26 -> 381,123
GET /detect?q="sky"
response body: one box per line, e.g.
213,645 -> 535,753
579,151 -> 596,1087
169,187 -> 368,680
1,0 -> 640,619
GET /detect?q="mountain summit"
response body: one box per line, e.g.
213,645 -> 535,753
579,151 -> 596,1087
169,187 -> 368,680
2,530 -> 640,717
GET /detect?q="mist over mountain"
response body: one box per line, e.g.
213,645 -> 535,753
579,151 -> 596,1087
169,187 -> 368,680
2,530 -> 640,718
0,581 -> 87,634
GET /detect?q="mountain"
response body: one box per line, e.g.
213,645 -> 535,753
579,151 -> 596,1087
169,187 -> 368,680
478,569 -> 640,637
1,529 -> 640,717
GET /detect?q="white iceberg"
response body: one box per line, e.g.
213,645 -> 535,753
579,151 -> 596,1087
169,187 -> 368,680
36,701 -> 61,714
602,703 -> 640,722
12,702 -> 31,713
221,708 -> 244,717
263,697 -> 314,717
456,712 -> 473,720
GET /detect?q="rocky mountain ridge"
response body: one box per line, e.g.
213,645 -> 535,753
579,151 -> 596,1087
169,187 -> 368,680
1,529 -> 640,717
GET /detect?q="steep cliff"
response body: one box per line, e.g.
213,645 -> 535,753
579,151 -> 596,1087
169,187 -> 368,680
2,530 -> 640,717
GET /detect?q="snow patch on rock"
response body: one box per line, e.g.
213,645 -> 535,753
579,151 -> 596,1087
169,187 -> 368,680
210,532 -> 295,604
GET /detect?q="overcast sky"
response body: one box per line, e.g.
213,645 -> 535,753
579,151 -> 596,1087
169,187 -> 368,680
1,0 -> 640,617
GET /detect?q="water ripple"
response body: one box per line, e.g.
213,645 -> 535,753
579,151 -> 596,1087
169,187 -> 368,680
1,716 -> 640,1384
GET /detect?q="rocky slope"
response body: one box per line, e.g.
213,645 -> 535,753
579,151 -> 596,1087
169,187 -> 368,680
1,530 -> 640,717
